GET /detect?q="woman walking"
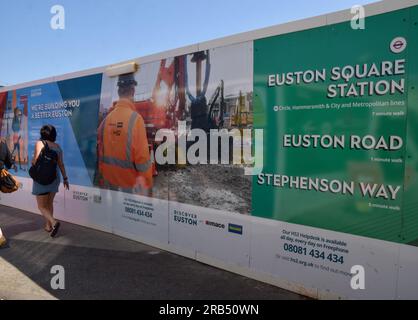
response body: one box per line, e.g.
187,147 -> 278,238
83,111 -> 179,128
32,125 -> 69,237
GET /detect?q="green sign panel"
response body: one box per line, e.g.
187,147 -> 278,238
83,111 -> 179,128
253,7 -> 418,244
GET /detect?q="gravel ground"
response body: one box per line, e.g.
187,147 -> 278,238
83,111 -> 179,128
152,164 -> 252,214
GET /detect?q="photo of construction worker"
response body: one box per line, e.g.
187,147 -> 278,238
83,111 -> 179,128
96,73 -> 153,197
97,42 -> 253,213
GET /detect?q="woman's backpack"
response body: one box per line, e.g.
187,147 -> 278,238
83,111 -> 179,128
29,141 -> 58,185
0,168 -> 19,193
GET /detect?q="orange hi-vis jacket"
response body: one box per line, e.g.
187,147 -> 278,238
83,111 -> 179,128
97,98 -> 153,194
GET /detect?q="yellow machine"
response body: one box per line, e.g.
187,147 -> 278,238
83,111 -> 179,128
231,91 -> 252,128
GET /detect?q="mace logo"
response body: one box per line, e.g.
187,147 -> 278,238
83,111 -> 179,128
391,37 -> 407,54
205,220 -> 225,229
228,224 -> 243,235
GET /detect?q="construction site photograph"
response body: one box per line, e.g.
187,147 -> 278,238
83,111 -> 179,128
97,42 -> 254,215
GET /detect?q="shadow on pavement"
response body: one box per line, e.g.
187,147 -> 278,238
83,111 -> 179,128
0,205 -> 307,300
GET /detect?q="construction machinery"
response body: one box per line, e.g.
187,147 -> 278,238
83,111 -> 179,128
129,50 -> 227,173
231,91 -> 252,129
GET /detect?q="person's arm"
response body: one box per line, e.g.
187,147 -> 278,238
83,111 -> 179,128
31,141 -> 44,165
57,147 -> 69,190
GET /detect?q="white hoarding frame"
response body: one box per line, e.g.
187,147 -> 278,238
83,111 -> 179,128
1,0 -> 418,300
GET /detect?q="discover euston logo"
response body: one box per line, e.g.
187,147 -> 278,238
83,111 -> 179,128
173,210 -> 198,226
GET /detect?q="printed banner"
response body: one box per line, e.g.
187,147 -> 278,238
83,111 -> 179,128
253,7 -> 417,245
0,74 -> 103,188
1,4 -> 418,299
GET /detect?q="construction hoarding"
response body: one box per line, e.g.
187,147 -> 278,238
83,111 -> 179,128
1,2 -> 418,299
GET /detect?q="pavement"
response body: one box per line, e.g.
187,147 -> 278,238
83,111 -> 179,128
0,205 -> 307,300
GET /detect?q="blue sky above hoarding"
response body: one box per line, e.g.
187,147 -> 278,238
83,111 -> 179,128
0,0 -> 376,85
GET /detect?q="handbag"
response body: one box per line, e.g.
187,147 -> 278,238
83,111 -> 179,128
0,168 -> 19,193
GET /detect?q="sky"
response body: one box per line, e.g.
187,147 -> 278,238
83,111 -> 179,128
0,0 -> 377,86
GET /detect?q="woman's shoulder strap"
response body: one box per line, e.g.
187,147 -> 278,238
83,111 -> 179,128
41,140 -> 52,151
